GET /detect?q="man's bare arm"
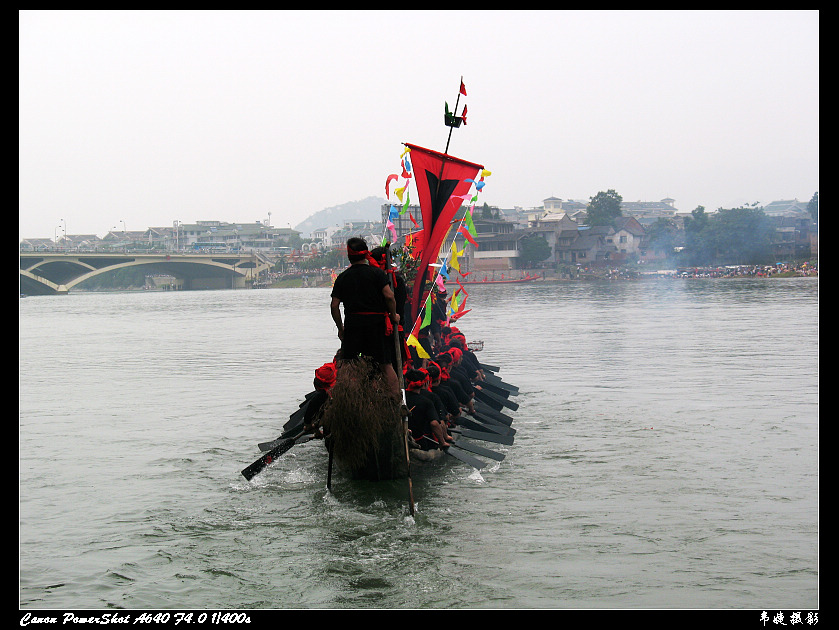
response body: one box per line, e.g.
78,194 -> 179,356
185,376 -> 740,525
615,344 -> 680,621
330,296 -> 344,339
382,284 -> 399,324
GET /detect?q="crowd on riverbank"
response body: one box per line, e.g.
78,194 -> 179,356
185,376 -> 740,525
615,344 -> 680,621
651,262 -> 818,279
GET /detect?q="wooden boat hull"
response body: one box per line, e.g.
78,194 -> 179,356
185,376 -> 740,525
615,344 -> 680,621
327,414 -> 450,481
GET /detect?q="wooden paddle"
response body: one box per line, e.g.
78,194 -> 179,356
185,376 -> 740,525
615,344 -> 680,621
450,427 -> 514,446
468,413 -> 516,436
473,399 -> 515,425
241,430 -> 313,481
456,414 -> 509,435
452,438 -> 506,461
474,386 -> 519,411
282,395 -> 314,430
386,243 -> 415,516
444,444 -> 488,470
480,371 -> 519,393
478,378 -> 518,399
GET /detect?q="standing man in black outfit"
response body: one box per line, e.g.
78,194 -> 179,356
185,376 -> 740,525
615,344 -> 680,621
330,237 -> 401,400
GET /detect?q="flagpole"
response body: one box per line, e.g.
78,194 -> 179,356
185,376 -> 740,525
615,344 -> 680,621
443,76 -> 464,156
405,78 -> 473,327
420,77 -> 463,322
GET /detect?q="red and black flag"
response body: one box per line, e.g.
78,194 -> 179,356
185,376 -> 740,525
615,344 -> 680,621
403,142 -> 483,323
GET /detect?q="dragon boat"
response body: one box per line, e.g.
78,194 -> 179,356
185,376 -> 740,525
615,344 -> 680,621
240,78 -> 519,514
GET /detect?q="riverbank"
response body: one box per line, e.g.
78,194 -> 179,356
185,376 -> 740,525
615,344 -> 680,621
264,264 -> 819,289
534,262 -> 819,282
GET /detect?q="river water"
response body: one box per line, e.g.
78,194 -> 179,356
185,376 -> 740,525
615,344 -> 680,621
19,278 -> 819,613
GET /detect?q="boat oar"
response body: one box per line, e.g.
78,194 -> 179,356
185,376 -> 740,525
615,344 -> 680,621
478,378 -> 518,398
477,379 -> 510,398
456,414 -> 509,435
473,400 -> 515,425
444,444 -> 488,470
468,413 -> 516,436
450,427 -> 514,446
241,430 -> 312,481
386,243 -> 415,517
481,371 -> 518,392
475,387 -> 519,412
260,390 -> 323,449
478,362 -> 501,372
258,424 -> 304,451
472,410 -> 514,432
326,439 -> 334,490
283,396 -> 314,430
260,415 -> 307,450
452,439 -> 506,461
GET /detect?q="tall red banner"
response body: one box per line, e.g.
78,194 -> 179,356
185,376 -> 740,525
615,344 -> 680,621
404,143 -> 483,324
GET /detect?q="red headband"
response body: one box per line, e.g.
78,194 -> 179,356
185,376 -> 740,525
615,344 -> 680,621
348,246 -> 380,267
405,368 -> 430,391
314,362 -> 337,388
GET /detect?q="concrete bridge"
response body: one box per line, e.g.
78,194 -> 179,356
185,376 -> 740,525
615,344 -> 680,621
19,251 -> 274,295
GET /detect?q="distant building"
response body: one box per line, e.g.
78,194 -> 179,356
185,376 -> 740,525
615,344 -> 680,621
329,220 -> 383,248
620,198 -> 679,222
381,204 -> 422,241
177,220 -> 299,252
762,199 -> 810,218
19,238 -> 57,252
311,225 -> 342,249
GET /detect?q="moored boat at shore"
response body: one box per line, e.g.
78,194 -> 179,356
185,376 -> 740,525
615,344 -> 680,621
459,273 -> 540,284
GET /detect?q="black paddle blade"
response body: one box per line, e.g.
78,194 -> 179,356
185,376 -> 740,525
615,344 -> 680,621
242,434 -> 308,481
473,402 -> 515,428
478,378 -> 518,398
457,415 -> 509,435
481,371 -> 519,394
444,445 -> 488,470
467,411 -> 516,434
259,420 -> 305,451
452,427 -> 514,446
453,439 -> 506,461
475,387 -> 519,411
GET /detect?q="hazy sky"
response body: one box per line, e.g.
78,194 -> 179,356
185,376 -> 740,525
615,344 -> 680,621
19,10 -> 818,240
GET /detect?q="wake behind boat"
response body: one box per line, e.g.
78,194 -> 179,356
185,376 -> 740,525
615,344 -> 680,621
240,78 -> 518,514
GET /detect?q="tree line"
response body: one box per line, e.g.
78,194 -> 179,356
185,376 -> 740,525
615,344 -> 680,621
575,189 -> 818,267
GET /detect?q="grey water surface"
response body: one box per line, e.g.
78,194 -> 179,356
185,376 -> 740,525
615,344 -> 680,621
19,278 -> 818,610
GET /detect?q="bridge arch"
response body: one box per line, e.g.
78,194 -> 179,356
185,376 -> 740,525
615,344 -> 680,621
19,253 -> 272,295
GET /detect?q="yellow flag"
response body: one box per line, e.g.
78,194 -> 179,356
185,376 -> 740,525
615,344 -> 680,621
449,292 -> 459,316
406,333 -> 429,359
450,240 -> 461,272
